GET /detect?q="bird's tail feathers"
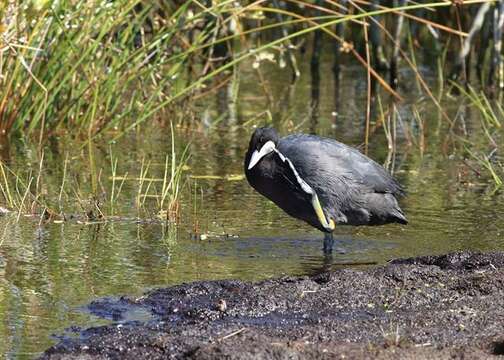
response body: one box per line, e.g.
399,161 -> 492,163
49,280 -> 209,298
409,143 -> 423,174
392,209 -> 408,225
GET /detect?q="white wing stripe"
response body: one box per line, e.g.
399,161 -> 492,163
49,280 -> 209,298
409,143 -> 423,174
274,149 -> 334,230
274,149 -> 313,195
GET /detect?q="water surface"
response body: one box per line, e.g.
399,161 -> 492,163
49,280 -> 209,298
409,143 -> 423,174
1,53 -> 504,358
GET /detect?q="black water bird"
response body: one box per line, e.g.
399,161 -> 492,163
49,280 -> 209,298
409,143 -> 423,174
244,127 -> 407,253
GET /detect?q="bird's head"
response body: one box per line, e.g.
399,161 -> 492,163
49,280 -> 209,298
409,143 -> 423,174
246,127 -> 279,170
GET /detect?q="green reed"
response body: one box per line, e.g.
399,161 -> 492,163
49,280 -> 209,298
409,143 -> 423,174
0,0 -> 208,137
2,0 -> 495,141
0,138 -> 190,222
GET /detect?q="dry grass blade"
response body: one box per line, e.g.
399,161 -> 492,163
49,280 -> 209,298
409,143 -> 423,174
353,0 -> 469,37
349,0 -> 455,126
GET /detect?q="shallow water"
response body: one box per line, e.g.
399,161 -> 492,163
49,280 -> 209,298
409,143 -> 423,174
1,52 -> 504,358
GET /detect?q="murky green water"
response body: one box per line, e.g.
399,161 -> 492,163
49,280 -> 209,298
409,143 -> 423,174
2,54 -> 504,358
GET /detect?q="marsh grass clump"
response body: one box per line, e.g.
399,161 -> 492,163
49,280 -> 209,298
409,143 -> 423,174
0,160 -> 37,216
158,128 -> 190,222
0,0 -> 214,138
445,83 -> 503,190
0,150 -> 61,223
2,0 -> 504,217
3,0 -> 503,141
0,139 -> 190,223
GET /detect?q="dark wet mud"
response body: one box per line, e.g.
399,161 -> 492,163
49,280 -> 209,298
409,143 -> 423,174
40,251 -> 504,359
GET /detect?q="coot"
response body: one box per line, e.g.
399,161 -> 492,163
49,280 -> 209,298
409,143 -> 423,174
244,127 -> 407,253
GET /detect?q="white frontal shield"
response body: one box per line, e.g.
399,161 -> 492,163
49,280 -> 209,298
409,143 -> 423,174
247,140 -> 276,170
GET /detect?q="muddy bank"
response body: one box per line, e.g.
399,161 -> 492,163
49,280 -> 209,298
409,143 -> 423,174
41,252 -> 504,359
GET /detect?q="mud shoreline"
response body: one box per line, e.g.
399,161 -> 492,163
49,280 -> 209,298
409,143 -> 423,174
41,251 -> 504,359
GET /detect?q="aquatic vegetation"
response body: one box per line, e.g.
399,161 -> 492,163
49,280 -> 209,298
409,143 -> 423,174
1,0 -> 502,140
1,0 -> 503,213
0,159 -> 44,218
465,147 -> 502,190
450,84 -> 504,189
0,0 -> 212,137
4,3 -> 504,358
0,139 -> 190,222
151,124 -> 189,221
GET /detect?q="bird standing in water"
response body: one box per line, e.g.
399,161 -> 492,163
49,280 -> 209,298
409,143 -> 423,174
244,127 -> 407,254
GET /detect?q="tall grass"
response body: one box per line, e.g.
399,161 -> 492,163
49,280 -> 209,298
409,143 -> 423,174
0,0 -> 209,137
0,160 -> 40,215
2,0 -> 503,212
450,83 -> 504,188
1,0 -> 498,140
0,140 -> 190,222
0,132 -> 189,223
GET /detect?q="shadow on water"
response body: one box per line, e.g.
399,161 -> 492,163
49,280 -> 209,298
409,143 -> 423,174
225,234 -> 384,271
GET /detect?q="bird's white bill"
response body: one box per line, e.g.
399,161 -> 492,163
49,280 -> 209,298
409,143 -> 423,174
247,140 -> 276,170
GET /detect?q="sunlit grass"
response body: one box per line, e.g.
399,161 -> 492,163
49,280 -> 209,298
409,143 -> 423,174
1,0 -> 494,141
0,0 -> 208,137
0,141 -> 190,222
1,0 -> 503,212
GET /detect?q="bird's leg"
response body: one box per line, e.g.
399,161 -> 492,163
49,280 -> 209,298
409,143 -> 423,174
323,232 -> 347,255
323,232 -> 334,254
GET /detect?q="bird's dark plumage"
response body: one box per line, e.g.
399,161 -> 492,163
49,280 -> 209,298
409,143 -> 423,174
245,127 -> 407,235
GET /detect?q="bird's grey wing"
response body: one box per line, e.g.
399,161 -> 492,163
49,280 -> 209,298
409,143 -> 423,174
278,134 -> 404,196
